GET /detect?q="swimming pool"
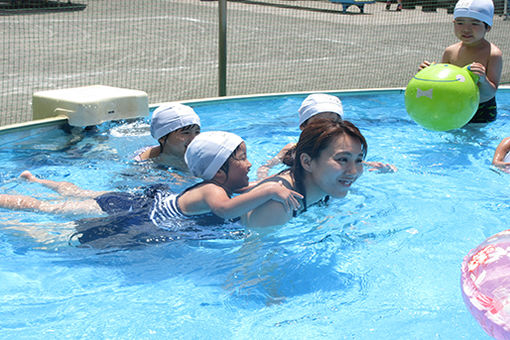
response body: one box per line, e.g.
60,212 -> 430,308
1,88 -> 509,338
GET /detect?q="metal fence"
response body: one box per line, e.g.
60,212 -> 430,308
1,0 -> 508,125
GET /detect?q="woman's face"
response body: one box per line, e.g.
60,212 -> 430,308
307,133 -> 364,198
160,125 -> 200,156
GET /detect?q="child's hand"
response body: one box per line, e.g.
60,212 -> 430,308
467,62 -> 487,83
268,181 -> 303,212
364,161 -> 397,173
419,60 -> 433,70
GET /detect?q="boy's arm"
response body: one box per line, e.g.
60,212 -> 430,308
199,182 -> 302,220
471,46 -> 503,102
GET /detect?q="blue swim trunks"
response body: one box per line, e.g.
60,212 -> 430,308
71,184 -> 243,248
94,192 -> 150,215
468,97 -> 497,124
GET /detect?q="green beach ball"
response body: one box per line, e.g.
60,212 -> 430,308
405,63 -> 480,131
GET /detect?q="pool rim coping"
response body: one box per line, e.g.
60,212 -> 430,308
1,86 -> 508,135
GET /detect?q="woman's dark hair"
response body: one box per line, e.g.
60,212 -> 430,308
285,118 -> 367,210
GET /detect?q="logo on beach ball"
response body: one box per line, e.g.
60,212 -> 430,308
405,63 -> 479,131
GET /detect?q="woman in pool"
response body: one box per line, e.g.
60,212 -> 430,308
1,120 -> 367,243
135,103 -> 201,171
242,118 -> 367,228
256,93 -> 395,179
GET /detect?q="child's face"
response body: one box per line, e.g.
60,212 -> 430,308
224,142 -> 252,190
160,125 -> 200,157
307,133 -> 364,198
453,17 -> 489,45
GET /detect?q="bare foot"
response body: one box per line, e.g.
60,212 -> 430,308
20,171 -> 38,182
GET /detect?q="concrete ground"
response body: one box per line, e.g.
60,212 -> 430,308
1,0 -> 508,125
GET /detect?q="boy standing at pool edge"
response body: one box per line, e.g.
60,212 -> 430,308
420,0 -> 502,124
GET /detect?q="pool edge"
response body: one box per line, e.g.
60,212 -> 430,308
2,86 -> 509,134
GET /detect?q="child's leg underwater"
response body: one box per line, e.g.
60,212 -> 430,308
20,171 -> 107,198
0,193 -> 105,216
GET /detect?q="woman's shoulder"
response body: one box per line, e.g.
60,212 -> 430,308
241,192 -> 295,228
257,171 -> 294,190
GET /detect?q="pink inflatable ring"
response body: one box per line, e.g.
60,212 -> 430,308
461,229 -> 510,339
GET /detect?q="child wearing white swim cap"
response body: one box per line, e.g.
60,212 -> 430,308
169,130 -> 303,221
135,103 -> 201,171
419,0 -> 503,124
185,131 -> 244,181
256,93 -> 396,180
256,94 -> 344,179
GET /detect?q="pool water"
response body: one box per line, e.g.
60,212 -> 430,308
1,89 -> 509,339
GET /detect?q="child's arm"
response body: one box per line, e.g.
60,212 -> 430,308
469,49 -> 503,102
234,173 -> 279,194
256,143 -> 295,180
363,161 -> 397,173
181,182 -> 302,220
492,137 -> 510,168
134,145 -> 160,161
442,43 -> 503,102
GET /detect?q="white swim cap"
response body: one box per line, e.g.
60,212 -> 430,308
298,93 -> 344,127
185,131 -> 243,180
454,0 -> 494,26
150,103 -> 201,140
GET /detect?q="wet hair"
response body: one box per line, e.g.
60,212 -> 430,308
285,118 -> 367,210
159,124 -> 200,148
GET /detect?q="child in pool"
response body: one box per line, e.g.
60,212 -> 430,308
419,0 -> 503,124
492,137 -> 510,171
243,118 -> 366,228
0,131 -> 303,238
134,103 -> 201,171
256,93 -> 396,180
